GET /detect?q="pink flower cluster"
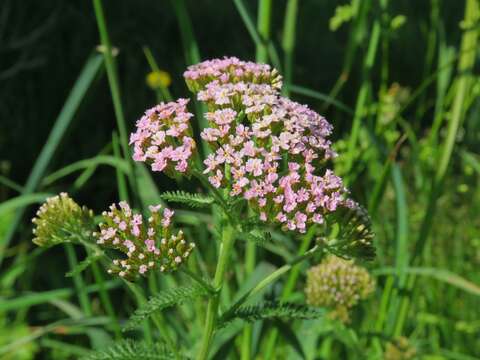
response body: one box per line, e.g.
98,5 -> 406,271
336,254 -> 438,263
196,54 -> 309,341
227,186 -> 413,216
187,60 -> 356,233
95,202 -> 195,278
130,98 -> 196,175
130,57 -> 358,235
184,56 -> 282,93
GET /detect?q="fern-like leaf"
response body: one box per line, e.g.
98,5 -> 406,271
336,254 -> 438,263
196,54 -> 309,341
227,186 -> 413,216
80,339 -> 173,360
65,253 -> 102,277
123,284 -> 206,331
160,191 -> 214,208
238,230 -> 272,247
219,301 -> 324,328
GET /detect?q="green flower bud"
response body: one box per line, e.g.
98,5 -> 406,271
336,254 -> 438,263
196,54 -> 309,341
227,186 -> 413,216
305,255 -> 375,323
384,337 -> 417,360
32,193 -> 94,248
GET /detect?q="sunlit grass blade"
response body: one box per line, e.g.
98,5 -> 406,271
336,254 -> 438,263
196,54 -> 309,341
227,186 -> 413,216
394,0 -> 479,336
373,267 -> 480,297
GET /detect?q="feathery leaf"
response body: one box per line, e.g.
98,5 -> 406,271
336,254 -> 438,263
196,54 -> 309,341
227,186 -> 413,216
123,284 -> 206,331
219,301 -> 324,328
160,191 -> 214,208
80,339 -> 174,360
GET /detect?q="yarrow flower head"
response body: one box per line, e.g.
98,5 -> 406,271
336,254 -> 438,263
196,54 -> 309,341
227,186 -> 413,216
32,193 -> 94,248
305,255 -> 375,323
130,57 -> 373,244
184,56 -> 282,93
130,98 -> 196,176
191,71 -> 350,234
95,202 -> 195,279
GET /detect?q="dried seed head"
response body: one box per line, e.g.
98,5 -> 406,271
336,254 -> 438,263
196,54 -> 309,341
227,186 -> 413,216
384,337 -> 416,360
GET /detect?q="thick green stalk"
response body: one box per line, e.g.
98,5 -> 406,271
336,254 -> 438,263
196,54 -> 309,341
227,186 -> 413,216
240,2 -> 273,358
197,223 -> 235,360
393,0 -> 479,336
282,0 -> 299,96
255,0 -> 272,63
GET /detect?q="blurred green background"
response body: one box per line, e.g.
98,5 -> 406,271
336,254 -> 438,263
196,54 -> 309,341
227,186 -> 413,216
1,0 -> 479,359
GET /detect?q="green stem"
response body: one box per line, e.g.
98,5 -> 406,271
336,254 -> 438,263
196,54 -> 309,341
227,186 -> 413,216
196,223 -> 235,360
222,244 -> 322,323
112,131 -> 129,202
92,0 -> 138,202
344,18 -> 381,178
255,0 -> 272,63
64,244 -> 92,316
282,0 -> 299,96
124,281 -> 180,359
181,267 -> 217,295
262,225 -> 316,358
90,261 -> 122,339
240,2 -> 273,357
143,46 -> 173,102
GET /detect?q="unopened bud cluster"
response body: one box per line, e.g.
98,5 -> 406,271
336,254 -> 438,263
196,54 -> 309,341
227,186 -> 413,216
95,202 -> 195,278
32,193 -> 94,247
184,57 -> 282,93
384,336 -> 416,360
305,255 -> 375,322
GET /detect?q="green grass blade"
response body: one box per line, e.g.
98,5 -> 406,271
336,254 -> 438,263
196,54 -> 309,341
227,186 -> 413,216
373,267 -> 480,297
281,0 -> 299,95
112,131 -> 129,202
0,54 -> 103,266
288,84 -> 354,115
395,0 -> 479,336
0,193 -> 52,217
232,0 -> 282,70
41,155 -> 129,187
65,243 -> 92,316
0,175 -> 23,193
255,0 -> 272,63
